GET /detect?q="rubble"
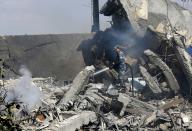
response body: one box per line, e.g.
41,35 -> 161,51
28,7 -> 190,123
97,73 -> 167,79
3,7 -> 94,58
56,111 -> 97,131
118,93 -> 131,117
57,66 -> 95,106
139,65 -> 163,95
173,36 -> 192,94
0,62 -> 192,130
144,49 -> 180,94
0,0 -> 192,131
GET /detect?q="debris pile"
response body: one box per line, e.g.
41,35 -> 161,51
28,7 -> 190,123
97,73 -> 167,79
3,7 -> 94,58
0,0 -> 192,130
0,56 -> 192,130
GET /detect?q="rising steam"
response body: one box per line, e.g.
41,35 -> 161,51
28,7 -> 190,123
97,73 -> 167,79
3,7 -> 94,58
5,66 -> 42,111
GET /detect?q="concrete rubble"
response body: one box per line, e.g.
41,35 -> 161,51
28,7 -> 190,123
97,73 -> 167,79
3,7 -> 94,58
0,63 -> 192,130
0,0 -> 192,131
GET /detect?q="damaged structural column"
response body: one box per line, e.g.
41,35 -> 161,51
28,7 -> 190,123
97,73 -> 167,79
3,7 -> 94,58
173,36 -> 192,94
144,49 -> 180,94
139,65 -> 162,96
57,66 -> 95,106
118,0 -> 140,32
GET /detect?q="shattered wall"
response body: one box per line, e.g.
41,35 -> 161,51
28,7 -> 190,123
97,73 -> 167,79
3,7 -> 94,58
101,0 -> 192,44
148,0 -> 192,42
0,33 -> 94,80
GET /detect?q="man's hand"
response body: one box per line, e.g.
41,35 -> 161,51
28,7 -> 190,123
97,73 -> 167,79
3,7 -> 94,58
109,62 -> 115,69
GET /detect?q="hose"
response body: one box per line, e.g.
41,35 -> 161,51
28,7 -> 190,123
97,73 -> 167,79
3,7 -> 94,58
126,63 -> 134,96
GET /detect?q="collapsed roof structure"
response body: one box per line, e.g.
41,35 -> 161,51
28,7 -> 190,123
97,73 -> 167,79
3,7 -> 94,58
101,0 -> 192,43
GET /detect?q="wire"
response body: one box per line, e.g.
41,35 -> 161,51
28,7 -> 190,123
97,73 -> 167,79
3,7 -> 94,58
165,0 -> 187,49
164,0 -> 174,32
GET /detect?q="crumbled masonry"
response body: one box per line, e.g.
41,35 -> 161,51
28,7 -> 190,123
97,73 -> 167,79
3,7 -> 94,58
0,0 -> 192,130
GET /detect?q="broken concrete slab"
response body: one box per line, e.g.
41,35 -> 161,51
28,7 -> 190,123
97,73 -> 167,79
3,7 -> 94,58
118,93 -> 131,117
144,49 -> 180,94
128,96 -> 157,114
139,65 -> 162,95
58,66 -> 95,106
181,113 -> 190,124
118,0 -> 141,32
160,97 -> 184,111
173,36 -> 192,94
56,111 -> 97,131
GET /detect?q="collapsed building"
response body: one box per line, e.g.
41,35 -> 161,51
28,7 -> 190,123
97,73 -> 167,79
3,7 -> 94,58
0,0 -> 192,130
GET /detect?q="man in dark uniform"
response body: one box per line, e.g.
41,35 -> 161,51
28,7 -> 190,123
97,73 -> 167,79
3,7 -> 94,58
113,46 -> 127,88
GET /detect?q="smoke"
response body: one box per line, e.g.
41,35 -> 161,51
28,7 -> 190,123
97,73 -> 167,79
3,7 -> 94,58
101,28 -> 147,62
5,66 -> 42,111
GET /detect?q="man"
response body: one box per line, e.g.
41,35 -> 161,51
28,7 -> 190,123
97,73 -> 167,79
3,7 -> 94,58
113,46 -> 127,88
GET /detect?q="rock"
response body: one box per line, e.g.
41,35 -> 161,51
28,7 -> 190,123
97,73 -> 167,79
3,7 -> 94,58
181,113 -> 190,123
159,124 -> 168,131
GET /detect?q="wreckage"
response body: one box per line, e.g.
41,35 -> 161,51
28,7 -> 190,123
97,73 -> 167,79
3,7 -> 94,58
0,0 -> 192,130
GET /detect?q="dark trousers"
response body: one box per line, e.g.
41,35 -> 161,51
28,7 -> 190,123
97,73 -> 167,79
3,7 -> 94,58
118,70 -> 126,87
